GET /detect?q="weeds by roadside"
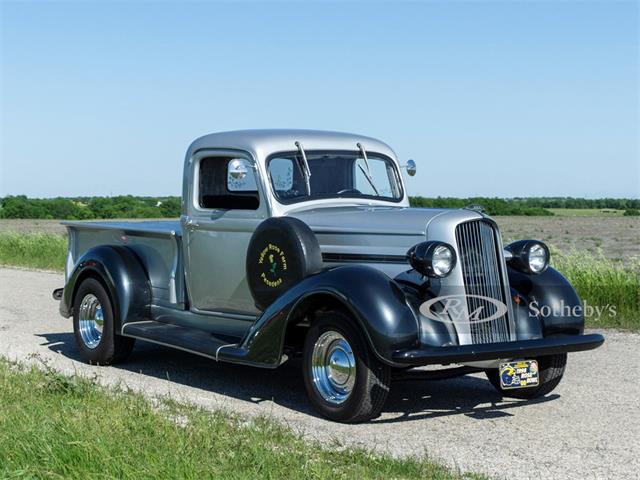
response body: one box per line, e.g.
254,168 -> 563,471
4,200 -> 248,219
551,249 -> 640,330
0,231 -> 67,270
0,357 -> 479,480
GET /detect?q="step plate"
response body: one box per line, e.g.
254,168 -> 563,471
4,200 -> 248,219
121,321 -> 239,361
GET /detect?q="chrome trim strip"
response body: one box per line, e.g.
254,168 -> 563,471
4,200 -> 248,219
120,320 -> 156,335
215,343 -> 238,362
313,228 -> 423,236
322,252 -> 408,264
190,307 -> 257,322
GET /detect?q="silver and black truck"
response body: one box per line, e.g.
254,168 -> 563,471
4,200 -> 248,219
54,129 -> 603,422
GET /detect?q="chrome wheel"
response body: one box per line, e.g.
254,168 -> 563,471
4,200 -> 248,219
78,293 -> 104,349
311,330 -> 356,404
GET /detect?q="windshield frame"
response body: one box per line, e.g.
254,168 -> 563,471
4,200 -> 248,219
266,149 -> 405,205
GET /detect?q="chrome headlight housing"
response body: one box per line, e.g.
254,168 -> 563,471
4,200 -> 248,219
407,241 -> 456,278
505,240 -> 550,274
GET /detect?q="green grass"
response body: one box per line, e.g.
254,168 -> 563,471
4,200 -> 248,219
552,249 -> 640,330
0,358 -> 476,480
0,231 -> 67,270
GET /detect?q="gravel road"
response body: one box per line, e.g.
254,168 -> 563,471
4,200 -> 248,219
1,267 -> 638,480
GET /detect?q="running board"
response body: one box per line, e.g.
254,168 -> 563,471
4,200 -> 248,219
121,321 -> 241,362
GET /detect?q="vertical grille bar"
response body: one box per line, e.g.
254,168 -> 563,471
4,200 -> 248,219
455,220 -> 511,344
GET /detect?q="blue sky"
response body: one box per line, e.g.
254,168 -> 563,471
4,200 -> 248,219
1,0 -> 638,198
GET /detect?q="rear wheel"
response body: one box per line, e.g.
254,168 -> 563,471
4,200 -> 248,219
73,277 -> 135,365
486,353 -> 567,399
302,311 -> 391,423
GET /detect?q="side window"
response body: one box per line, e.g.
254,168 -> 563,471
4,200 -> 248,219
198,157 -> 260,210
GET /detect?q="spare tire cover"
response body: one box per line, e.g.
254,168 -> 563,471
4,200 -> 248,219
246,217 -> 323,310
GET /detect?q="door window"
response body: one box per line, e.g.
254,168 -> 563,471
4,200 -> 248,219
198,157 -> 260,210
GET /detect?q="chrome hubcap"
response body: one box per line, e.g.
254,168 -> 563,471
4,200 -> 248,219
311,331 -> 356,404
78,294 -> 103,349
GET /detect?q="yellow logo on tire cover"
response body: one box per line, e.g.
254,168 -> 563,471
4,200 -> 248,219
258,244 -> 287,287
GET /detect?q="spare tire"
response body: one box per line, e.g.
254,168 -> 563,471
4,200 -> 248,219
246,217 -> 323,310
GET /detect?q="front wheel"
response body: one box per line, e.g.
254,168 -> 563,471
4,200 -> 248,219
486,353 -> 567,399
302,311 -> 391,423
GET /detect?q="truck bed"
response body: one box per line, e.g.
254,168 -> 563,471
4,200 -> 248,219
62,220 -> 185,308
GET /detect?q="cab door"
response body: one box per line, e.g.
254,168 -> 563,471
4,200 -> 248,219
182,151 -> 268,317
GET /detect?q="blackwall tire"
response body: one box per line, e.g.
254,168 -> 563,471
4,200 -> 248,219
246,217 -> 323,311
486,353 -> 567,399
302,311 -> 391,423
72,277 -> 135,365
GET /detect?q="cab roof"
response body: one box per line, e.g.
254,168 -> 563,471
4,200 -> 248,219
186,129 -> 398,163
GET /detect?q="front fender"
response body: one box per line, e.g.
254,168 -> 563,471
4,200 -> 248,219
61,245 -> 151,330
225,265 -> 420,367
508,266 -> 584,336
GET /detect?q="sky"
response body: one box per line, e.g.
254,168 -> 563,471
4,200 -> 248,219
1,0 -> 638,199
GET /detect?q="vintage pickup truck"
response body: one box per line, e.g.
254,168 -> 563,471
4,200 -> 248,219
54,129 -> 604,422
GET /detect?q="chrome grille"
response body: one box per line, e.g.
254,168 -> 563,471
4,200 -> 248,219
455,220 -> 511,344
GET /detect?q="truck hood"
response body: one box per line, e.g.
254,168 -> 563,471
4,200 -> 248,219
288,205 -> 484,278
288,205 -> 478,236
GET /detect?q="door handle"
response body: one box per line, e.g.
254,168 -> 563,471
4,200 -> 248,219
185,219 -> 199,229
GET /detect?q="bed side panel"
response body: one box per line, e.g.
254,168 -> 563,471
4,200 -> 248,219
65,225 -> 185,309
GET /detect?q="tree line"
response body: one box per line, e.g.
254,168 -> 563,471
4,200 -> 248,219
0,195 -> 639,219
0,195 -> 181,219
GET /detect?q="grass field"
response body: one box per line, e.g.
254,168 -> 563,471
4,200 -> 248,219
0,358 -> 477,480
494,215 -> 640,260
0,231 -> 67,271
546,208 -> 626,217
552,250 -> 639,330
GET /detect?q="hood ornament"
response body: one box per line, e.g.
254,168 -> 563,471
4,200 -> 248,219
464,204 -> 486,214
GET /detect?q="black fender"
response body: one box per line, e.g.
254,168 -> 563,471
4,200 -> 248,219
220,265 -> 420,367
508,266 -> 584,336
60,245 -> 151,330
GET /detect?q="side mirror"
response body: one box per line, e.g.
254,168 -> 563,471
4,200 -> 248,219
228,159 -> 248,180
405,159 -> 417,177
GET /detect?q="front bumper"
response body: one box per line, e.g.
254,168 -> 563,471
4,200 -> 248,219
392,333 -> 604,366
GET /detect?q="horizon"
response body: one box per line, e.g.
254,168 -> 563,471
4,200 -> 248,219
1,1 -> 638,198
2,193 -> 638,202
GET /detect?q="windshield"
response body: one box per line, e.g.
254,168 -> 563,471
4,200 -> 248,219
267,151 -> 403,204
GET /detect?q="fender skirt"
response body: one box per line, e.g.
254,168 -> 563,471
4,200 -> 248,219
60,245 -> 151,329
218,265 -> 420,368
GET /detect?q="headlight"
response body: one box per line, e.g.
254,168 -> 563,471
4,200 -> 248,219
528,243 -> 548,273
407,241 -> 456,278
505,240 -> 550,274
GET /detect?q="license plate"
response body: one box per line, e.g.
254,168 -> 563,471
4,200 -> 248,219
499,360 -> 539,389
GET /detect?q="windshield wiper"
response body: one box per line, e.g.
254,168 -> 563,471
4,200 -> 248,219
356,142 -> 379,195
294,141 -> 312,195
